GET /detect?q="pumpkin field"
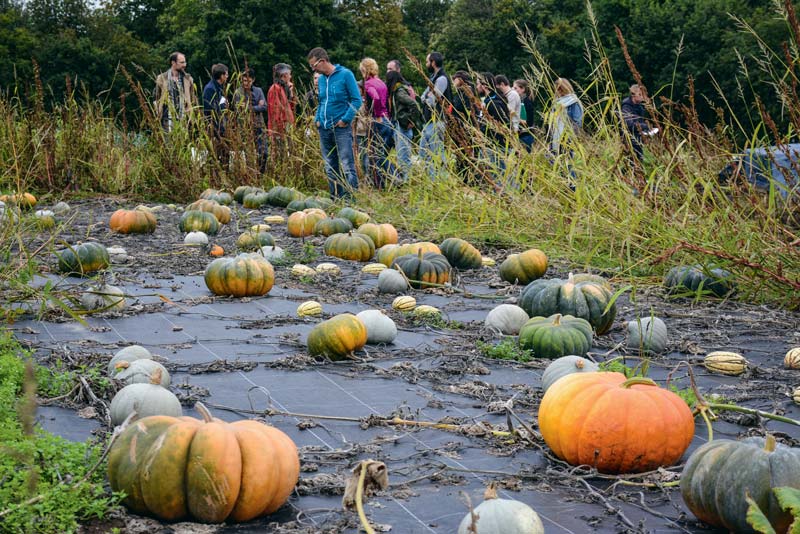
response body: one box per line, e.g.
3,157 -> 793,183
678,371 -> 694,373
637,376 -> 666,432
1,186 -> 798,534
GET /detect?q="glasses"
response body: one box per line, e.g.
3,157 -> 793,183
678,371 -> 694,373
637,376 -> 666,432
311,58 -> 323,70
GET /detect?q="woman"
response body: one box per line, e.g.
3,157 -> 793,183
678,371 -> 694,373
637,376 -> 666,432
548,77 -> 583,155
386,69 -> 418,184
267,63 -> 297,164
359,57 -> 394,188
513,79 -> 535,151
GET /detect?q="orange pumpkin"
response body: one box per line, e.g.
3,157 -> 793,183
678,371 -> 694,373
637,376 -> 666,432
204,253 -> 274,297
376,242 -> 442,267
107,403 -> 299,523
109,208 -> 157,234
0,192 -> 36,209
287,208 -> 327,238
356,223 -> 398,248
187,199 -> 232,224
538,372 -> 694,474
307,313 -> 368,360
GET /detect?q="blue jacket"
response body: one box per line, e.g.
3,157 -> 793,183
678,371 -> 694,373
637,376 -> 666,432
315,65 -> 362,129
203,79 -> 227,134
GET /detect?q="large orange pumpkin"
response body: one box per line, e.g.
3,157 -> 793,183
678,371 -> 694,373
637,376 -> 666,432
356,223 -> 398,248
109,208 -> 157,234
107,403 -> 299,523
538,372 -> 694,474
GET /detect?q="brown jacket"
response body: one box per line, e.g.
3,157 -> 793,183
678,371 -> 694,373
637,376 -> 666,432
154,69 -> 196,129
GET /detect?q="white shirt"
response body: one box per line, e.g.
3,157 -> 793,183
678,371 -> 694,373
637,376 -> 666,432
505,88 -> 521,132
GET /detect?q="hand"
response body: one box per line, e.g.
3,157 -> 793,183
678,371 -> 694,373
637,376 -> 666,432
258,99 -> 265,107
315,121 -> 320,128
335,120 -> 347,127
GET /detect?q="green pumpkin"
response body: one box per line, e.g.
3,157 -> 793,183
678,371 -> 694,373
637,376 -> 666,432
626,316 -> 668,354
541,355 -> 599,392
314,217 -> 353,237
266,186 -> 303,207
286,198 -> 322,214
178,210 -> 220,235
336,207 -> 370,227
200,189 -> 233,205
242,191 -> 269,208
236,231 -> 276,251
498,249 -> 548,285
307,313 -> 368,361
323,232 -> 375,262
204,253 -> 275,297
518,314 -> 593,359
56,242 -> 110,275
439,238 -> 483,270
391,251 -> 451,289
664,265 -> 735,297
681,435 -> 800,533
519,273 -> 616,335
233,185 -> 261,204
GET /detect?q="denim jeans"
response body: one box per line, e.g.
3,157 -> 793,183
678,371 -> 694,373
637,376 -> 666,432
393,122 -> 413,183
319,125 -> 359,199
420,120 -> 446,180
368,119 -> 396,189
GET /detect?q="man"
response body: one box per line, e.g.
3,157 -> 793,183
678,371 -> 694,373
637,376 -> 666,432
233,67 -> 267,174
386,59 -> 415,99
496,75 -> 520,134
153,52 -> 195,132
621,84 -> 653,161
419,51 -> 451,179
203,63 -> 229,171
268,63 -> 296,164
307,47 -> 362,199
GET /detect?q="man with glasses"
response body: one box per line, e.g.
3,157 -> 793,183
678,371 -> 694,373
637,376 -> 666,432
307,47 -> 362,199
154,52 -> 195,132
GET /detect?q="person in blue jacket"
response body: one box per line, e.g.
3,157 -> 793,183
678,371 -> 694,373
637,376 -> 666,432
307,47 -> 362,199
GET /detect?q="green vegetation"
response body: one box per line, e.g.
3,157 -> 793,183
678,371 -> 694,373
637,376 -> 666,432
598,357 -> 650,378
477,338 -> 534,363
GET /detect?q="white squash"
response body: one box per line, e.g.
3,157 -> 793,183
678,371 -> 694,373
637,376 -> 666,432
260,245 -> 285,262
52,201 -> 71,215
112,359 -> 170,386
184,231 -> 209,245
484,304 -> 529,335
107,345 -> 152,376
626,316 -> 668,354
80,284 -> 126,311
457,485 -> 544,534
356,310 -> 397,344
378,268 -> 408,294
109,368 -> 181,425
541,355 -> 599,393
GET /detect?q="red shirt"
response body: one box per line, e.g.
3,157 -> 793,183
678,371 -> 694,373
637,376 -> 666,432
267,83 -> 295,137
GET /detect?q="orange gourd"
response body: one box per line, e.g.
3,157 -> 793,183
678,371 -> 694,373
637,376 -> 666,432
287,208 -> 327,238
356,223 -> 398,248
109,208 -> 157,234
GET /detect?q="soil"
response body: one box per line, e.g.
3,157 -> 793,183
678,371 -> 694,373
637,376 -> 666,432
7,197 -> 800,534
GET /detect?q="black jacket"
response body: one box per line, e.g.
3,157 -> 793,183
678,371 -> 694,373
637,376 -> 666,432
621,96 -> 648,138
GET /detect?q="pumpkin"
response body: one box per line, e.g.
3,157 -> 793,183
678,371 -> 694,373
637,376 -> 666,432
323,232 -> 375,262
35,209 -> 56,230
266,186 -> 303,207
681,435 -> 800,533
56,242 -> 110,275
200,188 -> 233,205
391,250 -> 451,289
413,305 -> 441,317
179,210 -> 220,235
233,185 -> 261,204
375,242 -> 442,266
259,245 -> 285,262
287,209 -> 327,238
664,264 -> 735,297
484,304 -> 529,335
361,262 -> 387,274
109,208 -> 157,234
626,316 -> 668,354
286,198 -> 321,214
184,231 -> 209,246
204,254 -> 275,297
356,310 -> 398,344
307,313 -> 367,360
113,359 -> 170,386
498,249 -> 548,285
187,199 -> 231,224
377,268 -> 408,294
519,314 -> 593,359
336,207 -> 370,226
784,348 -> 800,370
0,192 -> 36,209
297,301 -> 323,317
315,262 -> 341,275
108,345 -> 152,375
481,256 -> 496,267
52,201 -> 70,215
457,484 -> 544,534
439,237 -> 483,270
519,273 -> 617,335
392,296 -> 416,311
541,355 -> 599,393
209,244 -> 224,257
236,231 -> 275,251
356,223 -> 398,248
109,368 -> 182,425
794,386 -> 800,405
107,402 -> 300,523
704,351 -> 747,375
242,191 -> 269,208
313,217 -> 353,237
80,284 -> 126,311
539,372 -> 695,473
291,264 -> 316,277
264,215 -> 284,224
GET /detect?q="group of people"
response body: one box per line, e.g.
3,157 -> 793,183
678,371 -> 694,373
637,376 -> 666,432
153,48 -> 654,199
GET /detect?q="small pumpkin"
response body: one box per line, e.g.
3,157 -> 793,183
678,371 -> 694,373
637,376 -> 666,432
336,207 -> 370,227
233,185 -> 262,204
784,347 -> 800,370
297,301 -> 323,317
242,191 -> 269,208
236,231 -> 275,251
413,305 -> 441,317
265,185 -> 303,207
541,355 -> 599,393
209,244 -> 224,257
264,215 -> 285,224
259,245 -> 285,262
377,268 -> 408,294
56,242 -> 110,275
287,209 -> 327,238
626,316 -> 668,354
356,223 -> 398,248
35,209 -> 56,230
498,249 -> 548,285
184,231 -> 209,246
307,313 -> 367,360
52,201 -> 71,215
291,264 -> 316,277
323,232 -> 375,262
704,351 -> 747,376
315,262 -> 341,275
392,295 -> 416,312
286,198 -> 322,214
391,250 -> 451,289
204,254 -> 275,297
664,264 -> 735,297
107,402 -> 299,523
200,188 -> 233,205
481,257 -> 496,267
439,237 -> 483,270
681,435 -> 800,533
519,314 -> 593,359
794,386 -> 800,405
179,210 -> 220,235
457,484 -> 544,534
109,208 -> 157,234
81,284 -> 126,311
0,192 -> 36,209
313,217 -> 353,237
362,262 -> 387,274
484,304 -> 529,335
375,242 -> 442,267
113,359 -> 170,386
356,309 -> 398,344
539,372 -> 695,474
187,199 -> 231,224
109,368 -> 182,425
108,345 -> 152,376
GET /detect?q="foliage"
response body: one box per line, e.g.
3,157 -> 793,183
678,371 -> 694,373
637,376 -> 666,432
598,357 -> 649,378
746,487 -> 800,534
477,338 -> 534,363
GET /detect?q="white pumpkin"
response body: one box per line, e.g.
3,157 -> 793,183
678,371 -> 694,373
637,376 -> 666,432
184,231 -> 209,245
106,246 -> 127,256
109,370 -> 182,426
484,304 -> 529,335
356,310 -> 397,344
52,201 -> 71,215
260,245 -> 285,262
80,284 -> 126,311
107,345 -> 152,376
541,355 -> 599,393
377,268 -> 408,294
626,316 -> 668,354
112,359 -> 170,386
457,485 -> 544,534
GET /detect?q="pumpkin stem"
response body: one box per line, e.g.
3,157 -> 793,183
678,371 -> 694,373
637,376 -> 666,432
114,361 -> 131,372
575,359 -> 585,370
194,402 -> 214,423
417,249 -> 423,260
552,314 -> 562,326
148,368 -> 163,384
764,434 -> 777,452
483,482 -> 498,501
620,376 -> 658,388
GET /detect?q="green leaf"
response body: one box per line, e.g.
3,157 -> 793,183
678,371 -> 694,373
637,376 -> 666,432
746,492 -> 776,534
774,487 -> 800,534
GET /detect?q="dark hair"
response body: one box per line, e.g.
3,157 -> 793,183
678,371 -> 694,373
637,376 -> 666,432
385,70 -> 403,92
169,52 -> 183,66
243,67 -> 255,79
388,59 -> 401,71
495,74 -> 510,86
307,47 -> 329,62
211,63 -> 228,81
479,72 -> 497,93
452,70 -> 471,84
428,52 -> 444,68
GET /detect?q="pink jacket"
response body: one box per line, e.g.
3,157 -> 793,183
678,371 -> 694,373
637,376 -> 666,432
364,77 -> 389,119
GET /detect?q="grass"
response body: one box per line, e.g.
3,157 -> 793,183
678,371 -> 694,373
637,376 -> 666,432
477,339 -> 535,363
